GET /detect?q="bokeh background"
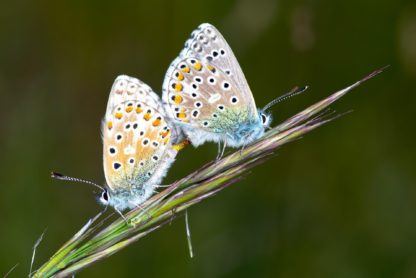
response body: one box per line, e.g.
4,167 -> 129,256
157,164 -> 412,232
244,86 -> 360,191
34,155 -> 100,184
1,0 -> 415,277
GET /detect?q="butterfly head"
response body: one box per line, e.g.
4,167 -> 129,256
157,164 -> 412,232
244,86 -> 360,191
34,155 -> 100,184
96,186 -> 145,211
227,114 -> 268,147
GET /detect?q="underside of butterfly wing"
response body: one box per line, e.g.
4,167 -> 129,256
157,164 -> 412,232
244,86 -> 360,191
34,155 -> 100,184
102,76 -> 177,209
162,23 -> 264,147
179,23 -> 258,114
163,57 -> 261,147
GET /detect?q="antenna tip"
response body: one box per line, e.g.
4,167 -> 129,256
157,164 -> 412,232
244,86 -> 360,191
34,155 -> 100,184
51,171 -> 63,179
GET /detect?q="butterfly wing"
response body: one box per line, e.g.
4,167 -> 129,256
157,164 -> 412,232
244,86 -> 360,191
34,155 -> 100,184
162,23 -> 260,146
104,75 -> 162,120
180,23 -> 257,109
163,58 -> 254,129
103,76 -> 177,196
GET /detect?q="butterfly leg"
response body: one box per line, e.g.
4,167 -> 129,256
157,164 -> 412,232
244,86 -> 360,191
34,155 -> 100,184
216,141 -> 222,160
114,207 -> 129,225
240,142 -> 247,156
220,141 -> 227,159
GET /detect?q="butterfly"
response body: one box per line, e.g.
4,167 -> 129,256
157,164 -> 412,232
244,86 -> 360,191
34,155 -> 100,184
97,75 -> 190,212
52,75 -> 188,216
162,23 -> 291,157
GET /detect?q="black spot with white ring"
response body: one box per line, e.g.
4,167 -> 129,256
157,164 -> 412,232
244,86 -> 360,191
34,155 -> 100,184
195,101 -> 202,108
109,147 -> 117,155
231,96 -> 238,104
222,82 -> 230,90
113,162 -> 122,170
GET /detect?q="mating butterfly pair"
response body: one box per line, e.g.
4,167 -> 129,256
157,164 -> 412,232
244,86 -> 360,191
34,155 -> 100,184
59,23 -> 281,212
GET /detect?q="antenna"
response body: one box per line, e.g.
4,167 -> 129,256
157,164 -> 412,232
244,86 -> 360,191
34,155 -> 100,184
51,171 -> 105,191
263,85 -> 308,111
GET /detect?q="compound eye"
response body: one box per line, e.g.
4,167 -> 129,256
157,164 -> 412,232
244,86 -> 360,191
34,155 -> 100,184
102,190 -> 109,202
261,113 -> 267,124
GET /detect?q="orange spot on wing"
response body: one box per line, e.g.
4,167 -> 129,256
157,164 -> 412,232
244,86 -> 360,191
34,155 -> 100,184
175,83 -> 183,92
161,130 -> 170,138
181,66 -> 190,73
193,62 -> 202,71
173,95 -> 183,104
177,72 -> 184,81
177,112 -> 187,119
143,113 -> 152,121
126,106 -> 133,113
152,119 -> 161,127
207,64 -> 216,73
163,137 -> 170,145
107,121 -> 113,130
144,113 -> 151,121
115,112 -> 123,119
136,107 -> 143,113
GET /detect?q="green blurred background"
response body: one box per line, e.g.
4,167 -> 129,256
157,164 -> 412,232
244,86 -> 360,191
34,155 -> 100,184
1,0 -> 415,277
